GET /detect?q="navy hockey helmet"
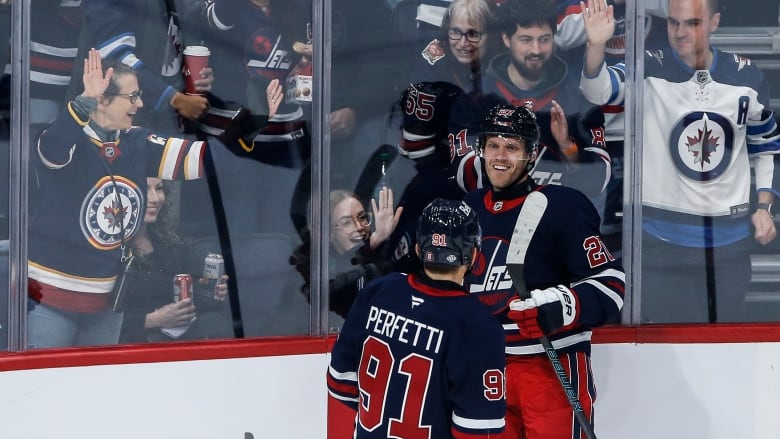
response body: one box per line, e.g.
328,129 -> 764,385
476,103 -> 540,155
417,198 -> 482,266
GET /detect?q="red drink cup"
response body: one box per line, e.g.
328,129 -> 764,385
183,45 -> 211,95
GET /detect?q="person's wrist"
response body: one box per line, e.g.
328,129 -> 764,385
757,202 -> 774,218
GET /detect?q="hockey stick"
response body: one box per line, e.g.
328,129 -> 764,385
505,191 -> 597,439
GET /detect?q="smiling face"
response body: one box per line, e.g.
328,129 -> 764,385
144,177 -> 165,224
503,23 -> 554,83
94,73 -> 144,131
481,134 -> 535,190
330,196 -> 370,255
448,15 -> 488,66
667,0 -> 720,68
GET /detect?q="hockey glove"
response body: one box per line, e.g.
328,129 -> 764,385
508,286 -> 578,338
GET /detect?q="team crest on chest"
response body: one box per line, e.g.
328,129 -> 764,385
80,176 -> 142,250
669,111 -> 734,181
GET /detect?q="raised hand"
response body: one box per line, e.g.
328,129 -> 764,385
580,0 -> 615,47
82,48 -> 112,99
370,187 -> 403,249
266,78 -> 284,119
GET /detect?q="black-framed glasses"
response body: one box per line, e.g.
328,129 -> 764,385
114,90 -> 143,104
448,28 -> 483,43
333,212 -> 372,230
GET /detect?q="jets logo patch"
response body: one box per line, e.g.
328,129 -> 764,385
669,112 -> 734,181
80,176 -> 142,250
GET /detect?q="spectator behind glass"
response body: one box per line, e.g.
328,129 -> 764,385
118,177 -> 232,343
581,0 -> 780,323
26,50 -> 283,349
553,0 -> 668,257
449,0 -> 610,209
411,0 -> 500,93
286,0 -> 400,192
292,188 -> 402,319
178,0 -> 311,236
74,0 -> 213,133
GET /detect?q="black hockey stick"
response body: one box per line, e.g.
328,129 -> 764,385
505,191 -> 597,439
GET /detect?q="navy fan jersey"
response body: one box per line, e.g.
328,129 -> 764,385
463,184 -> 625,357
328,273 -> 506,438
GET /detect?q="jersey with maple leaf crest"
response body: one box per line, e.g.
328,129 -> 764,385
581,47 -> 780,247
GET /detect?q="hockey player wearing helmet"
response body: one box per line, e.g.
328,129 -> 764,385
462,102 -> 625,438
476,103 -> 540,190
328,198 -> 507,438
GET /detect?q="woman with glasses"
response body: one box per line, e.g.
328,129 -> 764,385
292,188 -> 402,319
413,0 -> 500,92
26,49 -> 284,349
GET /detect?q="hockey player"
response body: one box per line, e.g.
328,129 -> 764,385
463,103 -> 624,438
328,198 -> 507,438
580,0 -> 780,322
451,0 -> 610,207
26,49 -> 284,348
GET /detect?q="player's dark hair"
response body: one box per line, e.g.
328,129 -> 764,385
499,0 -> 557,38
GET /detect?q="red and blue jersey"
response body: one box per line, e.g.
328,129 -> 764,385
463,183 -> 625,357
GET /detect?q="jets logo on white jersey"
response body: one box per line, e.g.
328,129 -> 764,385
669,111 -> 734,181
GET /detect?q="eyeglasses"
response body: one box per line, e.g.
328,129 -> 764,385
333,212 -> 372,230
448,28 -> 483,43
114,90 -> 143,104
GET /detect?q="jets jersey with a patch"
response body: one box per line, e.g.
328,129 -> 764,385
580,47 -> 780,247
328,273 -> 506,439
463,184 -> 625,356
29,103 -> 262,299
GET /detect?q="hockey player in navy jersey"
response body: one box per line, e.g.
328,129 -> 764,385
450,0 -> 611,206
463,103 -> 624,438
26,50 -> 285,348
580,0 -> 780,323
328,198 -> 506,438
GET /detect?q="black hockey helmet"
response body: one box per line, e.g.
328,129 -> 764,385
417,198 -> 482,267
476,103 -> 540,155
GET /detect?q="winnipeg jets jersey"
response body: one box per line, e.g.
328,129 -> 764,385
463,184 -> 625,356
581,47 -> 780,246
328,273 -> 506,438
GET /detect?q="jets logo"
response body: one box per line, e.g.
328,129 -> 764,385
669,112 -> 734,181
467,237 -> 514,314
80,176 -> 142,250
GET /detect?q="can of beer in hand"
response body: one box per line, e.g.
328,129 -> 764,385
203,253 -> 225,295
173,274 -> 192,302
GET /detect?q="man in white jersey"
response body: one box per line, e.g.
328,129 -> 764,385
580,0 -> 780,323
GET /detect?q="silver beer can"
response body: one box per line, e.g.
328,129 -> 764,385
203,253 -> 224,295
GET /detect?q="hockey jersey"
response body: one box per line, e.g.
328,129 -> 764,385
29,102 -> 266,304
463,183 -> 625,356
328,272 -> 506,438
580,47 -> 780,247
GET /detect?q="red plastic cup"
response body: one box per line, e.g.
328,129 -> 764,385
183,46 -> 211,95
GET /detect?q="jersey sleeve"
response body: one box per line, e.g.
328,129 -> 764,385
543,187 -> 625,328
579,59 -> 627,107
447,306 -> 507,437
84,0 -> 178,112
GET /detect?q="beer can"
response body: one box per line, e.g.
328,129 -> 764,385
173,274 -> 192,302
203,253 -> 225,281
